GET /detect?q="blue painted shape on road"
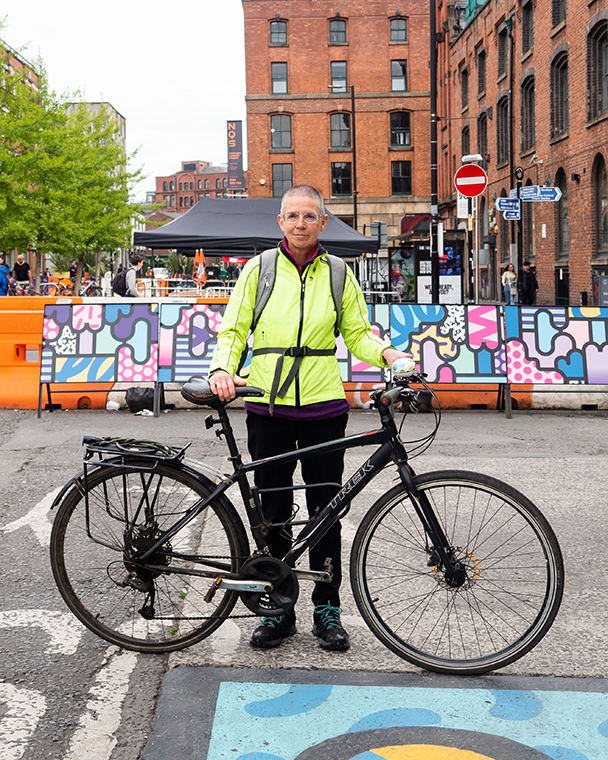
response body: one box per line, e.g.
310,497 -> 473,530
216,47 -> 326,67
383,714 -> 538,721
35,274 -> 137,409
237,754 -> 287,760
347,707 -> 441,732
597,718 -> 608,737
489,690 -> 543,721
350,753 -> 384,760
534,747 -> 590,759
245,684 -> 332,717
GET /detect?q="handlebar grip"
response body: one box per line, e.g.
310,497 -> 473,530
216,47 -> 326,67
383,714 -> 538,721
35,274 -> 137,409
379,387 -> 404,406
82,435 -> 108,445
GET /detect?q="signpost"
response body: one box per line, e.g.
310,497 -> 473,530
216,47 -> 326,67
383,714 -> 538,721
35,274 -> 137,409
495,198 -> 520,212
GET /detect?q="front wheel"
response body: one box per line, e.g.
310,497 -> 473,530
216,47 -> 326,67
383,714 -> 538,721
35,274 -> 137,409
350,470 -> 564,675
50,460 -> 249,652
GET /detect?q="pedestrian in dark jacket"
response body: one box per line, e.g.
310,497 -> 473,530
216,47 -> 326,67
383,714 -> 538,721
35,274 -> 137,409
0,254 -> 10,296
519,261 -> 538,305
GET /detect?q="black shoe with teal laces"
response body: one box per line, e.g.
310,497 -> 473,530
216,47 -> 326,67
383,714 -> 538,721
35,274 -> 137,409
250,611 -> 297,648
312,603 -> 350,651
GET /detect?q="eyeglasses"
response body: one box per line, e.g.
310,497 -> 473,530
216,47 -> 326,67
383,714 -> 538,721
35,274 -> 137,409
281,211 -> 322,225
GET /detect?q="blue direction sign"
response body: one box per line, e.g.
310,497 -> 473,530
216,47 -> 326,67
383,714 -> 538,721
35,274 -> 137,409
503,210 -> 521,220
519,185 -> 563,202
495,197 -> 521,212
509,188 -> 518,199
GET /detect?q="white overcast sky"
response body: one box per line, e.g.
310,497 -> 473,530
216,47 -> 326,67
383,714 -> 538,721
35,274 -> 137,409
3,1 -> 247,200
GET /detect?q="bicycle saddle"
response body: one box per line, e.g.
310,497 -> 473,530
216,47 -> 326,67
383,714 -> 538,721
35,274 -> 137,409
181,376 -> 264,406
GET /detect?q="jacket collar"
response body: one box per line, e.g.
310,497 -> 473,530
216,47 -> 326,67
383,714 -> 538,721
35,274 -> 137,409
279,238 -> 326,273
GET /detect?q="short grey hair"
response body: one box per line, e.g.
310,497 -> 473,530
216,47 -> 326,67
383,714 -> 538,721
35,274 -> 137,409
280,184 -> 326,216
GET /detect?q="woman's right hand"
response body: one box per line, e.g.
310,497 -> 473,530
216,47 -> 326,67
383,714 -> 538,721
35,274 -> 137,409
208,371 -> 247,402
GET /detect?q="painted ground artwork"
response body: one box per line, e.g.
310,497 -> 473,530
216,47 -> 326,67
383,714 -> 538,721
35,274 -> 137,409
40,303 -> 159,384
390,305 -> 506,383
207,682 -> 608,759
504,306 -> 608,385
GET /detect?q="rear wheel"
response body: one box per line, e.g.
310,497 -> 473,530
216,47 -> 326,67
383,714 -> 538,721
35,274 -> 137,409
50,460 -> 249,652
351,470 -> 564,675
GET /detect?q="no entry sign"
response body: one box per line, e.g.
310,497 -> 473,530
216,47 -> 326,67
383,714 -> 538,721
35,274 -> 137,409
454,164 -> 488,198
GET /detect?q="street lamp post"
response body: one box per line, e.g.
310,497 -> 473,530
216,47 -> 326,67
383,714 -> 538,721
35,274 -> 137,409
350,85 -> 358,231
430,0 -> 439,303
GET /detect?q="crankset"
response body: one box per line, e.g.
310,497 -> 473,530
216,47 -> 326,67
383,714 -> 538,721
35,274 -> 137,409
238,556 -> 300,616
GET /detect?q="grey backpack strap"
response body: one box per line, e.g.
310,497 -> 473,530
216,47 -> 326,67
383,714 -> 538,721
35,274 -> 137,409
251,247 -> 279,332
326,254 -> 347,337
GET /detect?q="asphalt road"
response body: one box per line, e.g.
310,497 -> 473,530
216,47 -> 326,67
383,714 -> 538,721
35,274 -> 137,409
1,404 -> 607,759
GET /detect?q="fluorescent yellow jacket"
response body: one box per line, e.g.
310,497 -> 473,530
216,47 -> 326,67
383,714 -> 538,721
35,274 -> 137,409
209,246 -> 391,410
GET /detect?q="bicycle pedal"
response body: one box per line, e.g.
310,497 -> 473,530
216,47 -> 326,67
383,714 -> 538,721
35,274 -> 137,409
204,578 -> 221,603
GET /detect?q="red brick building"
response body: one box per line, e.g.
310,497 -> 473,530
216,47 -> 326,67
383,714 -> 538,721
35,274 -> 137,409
438,0 -> 608,306
242,0 -> 431,242
154,161 -> 248,213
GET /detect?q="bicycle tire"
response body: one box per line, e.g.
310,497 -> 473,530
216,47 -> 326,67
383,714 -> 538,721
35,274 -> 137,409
350,470 -> 564,675
50,459 -> 249,652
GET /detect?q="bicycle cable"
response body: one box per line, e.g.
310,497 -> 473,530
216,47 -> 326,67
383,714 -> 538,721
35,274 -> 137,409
397,376 -> 441,460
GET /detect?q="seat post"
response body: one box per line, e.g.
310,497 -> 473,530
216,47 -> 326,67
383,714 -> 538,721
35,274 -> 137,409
216,404 -> 242,462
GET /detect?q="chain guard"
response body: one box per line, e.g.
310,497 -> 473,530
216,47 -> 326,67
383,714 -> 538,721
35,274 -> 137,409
238,556 -> 299,616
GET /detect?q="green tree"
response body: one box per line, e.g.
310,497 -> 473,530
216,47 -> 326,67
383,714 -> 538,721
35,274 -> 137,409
0,51 -> 142,290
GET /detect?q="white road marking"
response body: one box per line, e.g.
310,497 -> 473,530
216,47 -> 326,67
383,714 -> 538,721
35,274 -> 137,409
0,681 -> 47,760
64,646 -> 138,760
0,610 -> 84,655
1,487 -> 61,547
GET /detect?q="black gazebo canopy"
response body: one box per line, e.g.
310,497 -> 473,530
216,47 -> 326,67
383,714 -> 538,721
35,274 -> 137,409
134,198 -> 378,257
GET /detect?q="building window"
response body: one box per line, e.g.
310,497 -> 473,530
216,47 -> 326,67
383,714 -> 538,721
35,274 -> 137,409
223,178 -> 228,188
477,113 -> 487,158
331,162 -> 352,195
170,181 -> 174,191
499,189 -> 509,263
595,154 -> 608,253
191,196 -> 194,205
216,178 -> 221,189
498,28 -> 508,77
163,181 -> 168,191
205,193 -> 210,197
179,197 -> 183,207
390,17 -> 407,42
198,193 -> 203,201
270,20 -> 287,45
190,182 -> 193,191
497,96 -> 509,165
271,62 -> 288,94
391,60 -> 407,91
163,195 -> 168,205
390,111 -> 411,146
271,113 -> 292,148
198,179 -> 202,189
272,163 -> 293,197
331,61 -> 348,92
330,113 -> 351,148
551,53 -> 569,138
461,67 -> 469,109
205,179 -> 209,189
179,182 -> 183,191
552,0 -> 567,27
477,48 -> 486,94
556,169 -> 569,259
587,22 -> 608,121
521,76 -> 535,153
391,160 -> 412,195
170,195 -> 175,207
461,125 -> 470,157
184,196 -> 189,207
329,18 -> 347,43
522,2 -> 534,54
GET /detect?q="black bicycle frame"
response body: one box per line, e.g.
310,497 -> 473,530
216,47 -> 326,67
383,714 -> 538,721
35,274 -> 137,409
137,400 -> 461,582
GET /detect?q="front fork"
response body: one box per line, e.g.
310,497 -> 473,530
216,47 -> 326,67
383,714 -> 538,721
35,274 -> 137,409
396,460 -> 466,588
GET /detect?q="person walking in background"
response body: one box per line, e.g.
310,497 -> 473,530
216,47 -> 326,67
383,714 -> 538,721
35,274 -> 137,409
0,254 -> 10,296
519,261 -> 539,305
501,263 -> 517,305
208,184 -> 411,652
12,254 -> 31,290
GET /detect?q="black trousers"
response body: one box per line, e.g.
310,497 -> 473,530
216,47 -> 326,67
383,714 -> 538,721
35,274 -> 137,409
246,411 -> 348,607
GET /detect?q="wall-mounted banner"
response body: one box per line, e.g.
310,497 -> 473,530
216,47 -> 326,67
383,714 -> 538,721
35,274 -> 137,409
227,121 -> 245,190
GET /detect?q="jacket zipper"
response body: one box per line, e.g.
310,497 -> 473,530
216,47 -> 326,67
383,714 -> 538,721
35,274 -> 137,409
294,267 -> 307,406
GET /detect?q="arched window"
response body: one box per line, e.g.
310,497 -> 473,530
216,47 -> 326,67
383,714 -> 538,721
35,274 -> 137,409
594,154 -> 608,254
198,179 -> 202,190
330,113 -> 351,147
587,21 -> 608,121
170,181 -> 174,191
270,113 -> 292,149
390,17 -> 407,42
556,169 -> 569,259
223,178 -> 228,188
477,113 -> 487,158
269,19 -> 287,45
521,76 -> 535,153
461,125 -> 470,157
551,52 -> 569,138
329,18 -> 347,43
524,179 -> 536,260
204,179 -> 209,189
216,178 -> 221,189
497,97 -> 509,165
163,181 -> 168,191
522,2 -> 534,54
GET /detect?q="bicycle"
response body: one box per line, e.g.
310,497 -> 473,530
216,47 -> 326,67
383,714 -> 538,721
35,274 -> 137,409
49,372 -> 564,675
